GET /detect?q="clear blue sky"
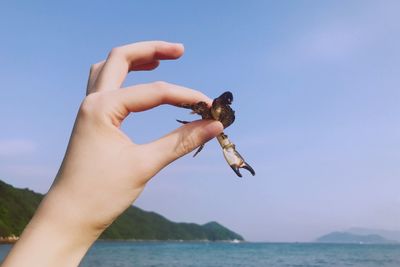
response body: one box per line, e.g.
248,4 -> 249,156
1,1 -> 399,242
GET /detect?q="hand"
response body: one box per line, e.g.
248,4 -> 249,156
2,41 -> 223,267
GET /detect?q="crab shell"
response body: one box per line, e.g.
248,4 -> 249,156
210,92 -> 235,129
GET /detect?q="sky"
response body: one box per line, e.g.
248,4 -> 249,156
0,1 -> 399,242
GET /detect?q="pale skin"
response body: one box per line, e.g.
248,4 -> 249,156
1,41 -> 223,267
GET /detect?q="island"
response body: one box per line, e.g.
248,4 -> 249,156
316,231 -> 397,244
0,179 -> 244,243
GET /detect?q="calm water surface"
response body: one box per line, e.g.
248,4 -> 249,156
1,242 -> 400,266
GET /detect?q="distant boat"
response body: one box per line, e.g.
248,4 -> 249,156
230,239 -> 241,244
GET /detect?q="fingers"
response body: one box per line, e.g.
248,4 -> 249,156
86,61 -> 105,95
113,82 -> 212,118
92,41 -> 184,92
86,60 -> 160,95
107,81 -> 220,175
132,60 -> 160,71
145,120 -> 224,170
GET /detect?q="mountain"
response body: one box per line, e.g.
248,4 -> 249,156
101,208 -> 243,241
0,180 -> 43,236
316,231 -> 397,244
347,227 -> 400,243
0,179 -> 243,241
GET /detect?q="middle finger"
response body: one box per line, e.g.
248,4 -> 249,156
92,41 -> 184,92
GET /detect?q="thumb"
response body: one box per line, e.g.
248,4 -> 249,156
146,119 -> 224,169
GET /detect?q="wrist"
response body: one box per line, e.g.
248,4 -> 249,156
2,186 -> 101,267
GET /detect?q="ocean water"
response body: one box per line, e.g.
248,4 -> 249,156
1,241 -> 400,267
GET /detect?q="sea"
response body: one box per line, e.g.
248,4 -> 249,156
1,241 -> 400,267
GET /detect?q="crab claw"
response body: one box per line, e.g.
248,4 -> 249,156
241,162 -> 256,176
230,161 -> 256,177
221,143 -> 255,178
230,165 -> 243,177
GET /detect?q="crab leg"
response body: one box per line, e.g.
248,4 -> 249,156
216,133 -> 255,177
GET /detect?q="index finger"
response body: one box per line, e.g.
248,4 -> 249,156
112,82 -> 212,118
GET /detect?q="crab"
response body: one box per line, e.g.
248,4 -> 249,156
177,91 -> 255,177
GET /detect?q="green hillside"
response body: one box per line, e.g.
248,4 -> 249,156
0,180 -> 243,241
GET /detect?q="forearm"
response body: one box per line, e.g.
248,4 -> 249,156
2,187 -> 101,267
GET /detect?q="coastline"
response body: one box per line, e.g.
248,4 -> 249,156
0,236 -> 19,244
97,238 -> 244,243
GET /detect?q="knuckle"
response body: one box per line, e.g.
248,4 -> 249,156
79,93 -> 106,117
151,81 -> 172,102
79,94 -> 97,115
108,47 -> 124,59
176,134 -> 198,156
151,81 -> 169,89
177,140 -> 193,156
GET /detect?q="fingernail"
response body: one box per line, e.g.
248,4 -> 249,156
174,42 -> 184,49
